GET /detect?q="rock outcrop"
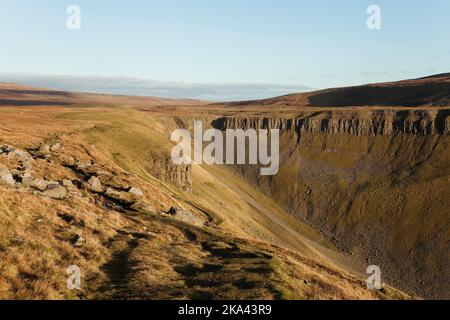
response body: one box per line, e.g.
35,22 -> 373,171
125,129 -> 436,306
43,184 -> 67,200
209,108 -> 450,299
0,164 -> 14,186
212,109 -> 450,136
86,176 -> 105,193
150,159 -> 192,191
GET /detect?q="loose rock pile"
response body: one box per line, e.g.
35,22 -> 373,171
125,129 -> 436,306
0,143 -> 146,207
1,142 -> 205,227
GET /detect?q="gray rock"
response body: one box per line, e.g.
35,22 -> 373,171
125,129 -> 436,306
30,179 -> 49,191
21,172 -> 32,179
8,149 -> 32,162
39,144 -> 51,154
86,176 -> 104,193
175,210 -> 204,226
60,155 -> 75,166
62,179 -> 82,197
76,161 -> 92,170
44,185 -> 67,200
46,181 -> 60,189
0,164 -> 15,186
21,176 -> 33,187
21,159 -> 34,172
50,143 -> 61,152
61,179 -> 75,188
129,187 -> 144,197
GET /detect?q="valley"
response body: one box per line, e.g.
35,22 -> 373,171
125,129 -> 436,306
0,74 -> 448,299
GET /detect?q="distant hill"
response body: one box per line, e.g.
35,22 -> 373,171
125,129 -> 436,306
220,73 -> 450,108
0,82 -> 207,108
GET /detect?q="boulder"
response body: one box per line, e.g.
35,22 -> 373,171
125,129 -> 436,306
21,159 -> 34,172
39,144 -> 51,154
0,164 -> 15,186
50,143 -> 61,152
14,172 -> 31,185
62,179 -> 75,188
20,172 -> 32,179
107,176 -> 131,190
30,179 -> 49,191
60,155 -> 75,166
175,210 -> 204,226
46,181 -> 61,189
129,187 -> 144,197
75,160 -> 92,170
61,179 -> 82,198
8,149 -> 32,162
44,185 -> 67,200
86,176 -> 104,193
21,176 -> 33,187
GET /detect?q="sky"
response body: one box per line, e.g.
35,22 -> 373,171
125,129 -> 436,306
0,0 -> 449,100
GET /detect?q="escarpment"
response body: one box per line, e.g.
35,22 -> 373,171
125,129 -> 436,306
209,108 -> 450,299
211,109 -> 450,136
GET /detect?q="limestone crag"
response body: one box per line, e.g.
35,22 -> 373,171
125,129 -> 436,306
212,109 -> 450,136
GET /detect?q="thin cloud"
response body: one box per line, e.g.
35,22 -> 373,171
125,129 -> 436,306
0,73 -> 311,101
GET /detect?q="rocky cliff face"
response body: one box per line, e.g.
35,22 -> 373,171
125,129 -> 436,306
149,159 -> 192,192
209,108 -> 450,299
212,109 -> 450,136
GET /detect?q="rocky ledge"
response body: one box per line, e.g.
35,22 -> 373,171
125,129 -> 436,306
211,109 -> 450,136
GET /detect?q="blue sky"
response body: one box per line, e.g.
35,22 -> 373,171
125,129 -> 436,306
0,0 -> 449,100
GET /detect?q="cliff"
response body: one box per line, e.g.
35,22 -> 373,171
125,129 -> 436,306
211,109 -> 450,136
208,108 -> 450,299
149,159 -> 192,192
